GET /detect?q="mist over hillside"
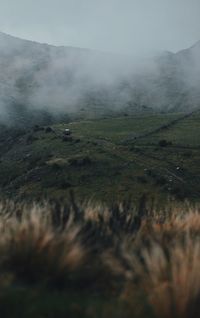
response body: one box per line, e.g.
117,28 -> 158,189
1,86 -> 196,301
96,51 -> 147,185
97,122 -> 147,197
0,32 -> 200,126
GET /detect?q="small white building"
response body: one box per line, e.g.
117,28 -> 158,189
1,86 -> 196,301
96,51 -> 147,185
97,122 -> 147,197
64,129 -> 71,136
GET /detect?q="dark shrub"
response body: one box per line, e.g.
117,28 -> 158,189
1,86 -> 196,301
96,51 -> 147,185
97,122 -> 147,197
137,176 -> 148,184
60,180 -> 72,189
45,127 -> 53,133
183,151 -> 192,158
26,134 -> 38,145
62,136 -> 73,142
68,156 -> 92,167
155,176 -> 167,186
171,185 -> 188,200
33,125 -> 44,132
158,139 -> 172,147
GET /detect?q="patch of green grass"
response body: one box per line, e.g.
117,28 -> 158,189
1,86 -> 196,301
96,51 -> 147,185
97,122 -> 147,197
0,112 -> 199,203
65,113 -> 182,142
137,112 -> 200,147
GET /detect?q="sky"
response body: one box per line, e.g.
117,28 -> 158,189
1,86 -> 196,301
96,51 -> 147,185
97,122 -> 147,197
0,0 -> 200,56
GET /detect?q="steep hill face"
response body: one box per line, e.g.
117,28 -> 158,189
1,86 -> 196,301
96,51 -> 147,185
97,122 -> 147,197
130,41 -> 200,112
0,32 -> 122,125
0,32 -> 199,126
175,41 -> 200,109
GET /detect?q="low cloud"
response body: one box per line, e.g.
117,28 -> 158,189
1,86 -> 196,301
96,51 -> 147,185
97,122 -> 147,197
0,33 -> 200,126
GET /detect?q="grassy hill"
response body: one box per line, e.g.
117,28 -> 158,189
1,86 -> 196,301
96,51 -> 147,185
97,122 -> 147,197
0,111 -> 200,203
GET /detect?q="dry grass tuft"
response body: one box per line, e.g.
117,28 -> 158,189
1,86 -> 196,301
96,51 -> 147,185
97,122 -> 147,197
0,202 -> 86,286
0,199 -> 199,317
105,207 -> 200,318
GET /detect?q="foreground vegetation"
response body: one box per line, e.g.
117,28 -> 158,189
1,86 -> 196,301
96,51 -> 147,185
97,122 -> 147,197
0,197 -> 199,317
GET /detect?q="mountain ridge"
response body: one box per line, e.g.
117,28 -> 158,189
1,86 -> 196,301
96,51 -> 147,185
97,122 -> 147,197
0,32 -> 200,126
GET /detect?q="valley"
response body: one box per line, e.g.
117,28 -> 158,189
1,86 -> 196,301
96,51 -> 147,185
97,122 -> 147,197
1,111 -> 199,204
0,6 -> 200,316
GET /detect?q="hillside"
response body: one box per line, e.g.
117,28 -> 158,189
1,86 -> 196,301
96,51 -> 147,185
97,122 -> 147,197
0,111 -> 200,203
0,32 -> 200,318
0,32 -> 135,126
0,33 -> 200,203
0,32 -> 200,127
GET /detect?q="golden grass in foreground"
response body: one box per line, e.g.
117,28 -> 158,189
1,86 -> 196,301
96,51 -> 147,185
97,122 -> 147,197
0,200 -> 199,317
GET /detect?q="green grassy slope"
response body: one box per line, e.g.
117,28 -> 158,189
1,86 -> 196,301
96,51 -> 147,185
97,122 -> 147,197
0,111 -> 199,203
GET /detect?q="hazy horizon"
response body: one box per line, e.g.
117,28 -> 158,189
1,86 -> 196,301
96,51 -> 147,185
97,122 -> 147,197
0,0 -> 200,125
0,0 -> 200,57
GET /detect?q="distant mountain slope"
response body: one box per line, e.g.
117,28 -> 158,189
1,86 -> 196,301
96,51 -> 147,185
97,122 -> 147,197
0,32 -> 134,126
0,32 -> 199,126
130,40 -> 200,112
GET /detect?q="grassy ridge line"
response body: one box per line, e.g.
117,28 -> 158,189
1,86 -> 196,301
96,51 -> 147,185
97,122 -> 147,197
122,110 -> 199,144
67,113 -> 182,142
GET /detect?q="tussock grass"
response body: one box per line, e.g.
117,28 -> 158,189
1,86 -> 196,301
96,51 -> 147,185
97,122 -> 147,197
0,202 -> 86,287
0,199 -> 199,317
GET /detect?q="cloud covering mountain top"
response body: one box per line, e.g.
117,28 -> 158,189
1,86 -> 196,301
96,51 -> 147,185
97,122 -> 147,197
0,32 -> 199,126
1,0 -> 200,56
